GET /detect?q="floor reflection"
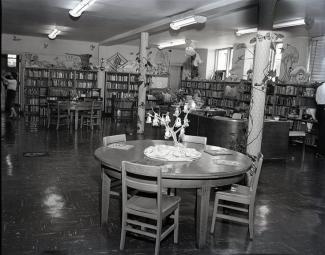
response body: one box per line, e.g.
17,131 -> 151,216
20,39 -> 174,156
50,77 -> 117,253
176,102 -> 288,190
43,186 -> 65,218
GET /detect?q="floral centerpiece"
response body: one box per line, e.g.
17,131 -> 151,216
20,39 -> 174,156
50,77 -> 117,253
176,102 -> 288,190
144,101 -> 201,161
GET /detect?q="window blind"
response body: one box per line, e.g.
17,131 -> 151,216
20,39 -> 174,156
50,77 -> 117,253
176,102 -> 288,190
310,36 -> 325,82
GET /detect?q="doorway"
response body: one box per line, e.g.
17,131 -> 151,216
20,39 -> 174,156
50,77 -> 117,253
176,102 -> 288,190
1,54 -> 21,112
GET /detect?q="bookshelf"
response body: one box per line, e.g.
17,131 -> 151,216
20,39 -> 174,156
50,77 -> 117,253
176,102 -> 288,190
181,79 -> 318,147
104,72 -> 140,117
180,80 -> 252,118
23,67 -> 100,118
266,83 -> 318,147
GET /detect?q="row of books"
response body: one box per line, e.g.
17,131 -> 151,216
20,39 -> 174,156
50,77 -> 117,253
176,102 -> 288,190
48,88 -> 70,97
106,74 -> 129,82
25,79 -> 48,86
50,80 -> 74,87
26,69 -> 50,78
274,85 -> 316,97
51,71 -> 75,79
75,81 -> 96,89
266,95 -> 316,108
106,82 -> 129,90
25,87 -> 40,96
76,72 -> 97,80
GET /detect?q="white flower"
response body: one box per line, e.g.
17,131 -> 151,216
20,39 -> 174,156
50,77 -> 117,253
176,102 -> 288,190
183,118 -> 189,127
164,129 -> 171,139
175,117 -> 182,127
146,115 -> 152,124
165,113 -> 170,123
183,104 -> 189,113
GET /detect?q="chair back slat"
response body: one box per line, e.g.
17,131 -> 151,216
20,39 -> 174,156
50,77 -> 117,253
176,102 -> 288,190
126,177 -> 158,193
182,134 -> 207,145
103,134 -> 126,146
122,161 -> 161,192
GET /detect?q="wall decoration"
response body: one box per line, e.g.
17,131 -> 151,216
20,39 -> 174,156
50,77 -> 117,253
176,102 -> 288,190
23,53 -> 95,69
289,66 -> 310,84
106,52 -> 128,71
65,53 -> 93,70
279,43 -> 299,83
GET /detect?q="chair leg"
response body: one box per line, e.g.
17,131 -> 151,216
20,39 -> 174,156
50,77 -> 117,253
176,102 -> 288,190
119,210 -> 127,250
210,197 -> 219,234
81,116 -> 84,129
155,220 -> 162,255
101,171 -> 111,226
174,206 -> 179,244
248,204 -> 254,240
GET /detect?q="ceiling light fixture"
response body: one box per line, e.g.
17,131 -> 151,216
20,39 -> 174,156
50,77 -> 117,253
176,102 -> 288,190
236,18 -> 306,36
48,28 -> 61,40
170,15 -> 207,30
69,0 -> 96,18
158,39 -> 186,49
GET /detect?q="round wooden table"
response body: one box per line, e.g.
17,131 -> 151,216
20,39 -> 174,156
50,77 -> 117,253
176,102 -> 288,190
94,139 -> 252,248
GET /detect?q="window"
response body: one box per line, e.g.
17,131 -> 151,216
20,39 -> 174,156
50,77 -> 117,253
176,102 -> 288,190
215,48 -> 233,77
309,36 -> 325,82
7,54 -> 17,68
271,43 -> 283,77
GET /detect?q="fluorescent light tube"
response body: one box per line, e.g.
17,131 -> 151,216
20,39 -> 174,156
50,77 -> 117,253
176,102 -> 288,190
69,0 -> 96,17
48,28 -> 61,40
273,18 -> 305,29
170,15 -> 207,30
158,39 -> 186,49
236,18 -> 306,36
236,27 -> 258,36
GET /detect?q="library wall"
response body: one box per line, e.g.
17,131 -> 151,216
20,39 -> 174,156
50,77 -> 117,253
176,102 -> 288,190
1,33 -> 99,64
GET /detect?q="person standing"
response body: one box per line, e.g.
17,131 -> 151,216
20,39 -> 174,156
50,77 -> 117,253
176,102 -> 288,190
2,72 -> 18,118
315,82 -> 325,158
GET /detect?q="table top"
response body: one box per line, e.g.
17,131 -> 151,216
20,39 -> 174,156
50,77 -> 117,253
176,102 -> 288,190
94,140 -> 252,180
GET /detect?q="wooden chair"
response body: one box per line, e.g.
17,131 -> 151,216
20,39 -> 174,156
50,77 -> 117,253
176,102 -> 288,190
101,134 -> 126,225
120,161 -> 181,255
181,134 -> 207,146
47,101 -> 70,130
210,153 -> 264,240
80,100 -> 102,130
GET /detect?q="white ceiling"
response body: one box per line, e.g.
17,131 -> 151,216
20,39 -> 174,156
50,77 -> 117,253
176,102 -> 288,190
2,0 -> 325,49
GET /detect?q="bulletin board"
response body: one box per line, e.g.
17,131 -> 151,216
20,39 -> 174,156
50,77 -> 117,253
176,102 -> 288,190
150,76 -> 169,89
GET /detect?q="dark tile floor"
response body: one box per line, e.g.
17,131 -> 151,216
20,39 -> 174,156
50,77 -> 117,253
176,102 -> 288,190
1,115 -> 325,255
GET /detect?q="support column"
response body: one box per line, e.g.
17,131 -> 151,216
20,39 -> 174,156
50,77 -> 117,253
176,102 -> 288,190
246,0 -> 278,157
137,32 -> 149,134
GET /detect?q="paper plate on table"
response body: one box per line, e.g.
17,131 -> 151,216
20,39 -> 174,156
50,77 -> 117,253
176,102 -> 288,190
144,145 -> 201,162
213,159 -> 240,166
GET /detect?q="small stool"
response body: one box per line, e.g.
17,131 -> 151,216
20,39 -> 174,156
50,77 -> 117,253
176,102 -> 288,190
289,131 -> 306,162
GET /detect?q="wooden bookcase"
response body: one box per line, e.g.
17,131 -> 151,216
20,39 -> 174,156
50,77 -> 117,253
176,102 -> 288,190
266,83 -> 318,147
182,79 -> 318,147
180,80 -> 252,118
23,67 -> 100,119
104,72 -> 140,117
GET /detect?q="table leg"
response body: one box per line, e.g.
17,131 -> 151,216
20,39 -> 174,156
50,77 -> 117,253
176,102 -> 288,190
75,110 -> 79,131
196,186 -> 211,248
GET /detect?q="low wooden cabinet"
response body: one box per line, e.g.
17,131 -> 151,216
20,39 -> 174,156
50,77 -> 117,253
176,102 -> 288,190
186,112 -> 290,159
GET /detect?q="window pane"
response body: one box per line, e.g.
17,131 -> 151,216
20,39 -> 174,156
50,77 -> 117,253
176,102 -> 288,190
273,43 -> 283,76
217,49 -> 228,70
7,54 -> 17,68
